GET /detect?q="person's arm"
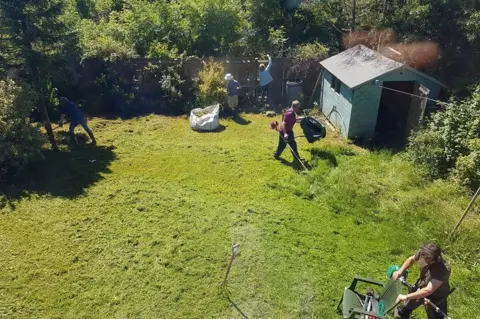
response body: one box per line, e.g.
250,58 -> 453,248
397,279 -> 443,303
58,103 -> 66,126
282,120 -> 288,138
266,54 -> 272,71
226,83 -> 231,95
392,255 -> 416,280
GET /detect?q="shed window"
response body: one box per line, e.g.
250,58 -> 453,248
331,75 -> 341,93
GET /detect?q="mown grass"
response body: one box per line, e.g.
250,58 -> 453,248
1,114 -> 479,318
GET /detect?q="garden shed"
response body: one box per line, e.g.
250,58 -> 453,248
319,45 -> 446,144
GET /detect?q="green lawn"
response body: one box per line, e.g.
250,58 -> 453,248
1,114 -> 479,318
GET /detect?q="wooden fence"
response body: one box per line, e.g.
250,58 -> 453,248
79,57 -> 321,109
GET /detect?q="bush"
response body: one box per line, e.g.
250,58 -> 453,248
407,85 -> 480,189
195,60 -> 227,108
147,42 -> 180,59
133,62 -> 195,115
291,42 -> 330,61
287,42 -> 329,99
0,79 -> 44,179
90,65 -> 136,116
287,42 -> 329,81
451,139 -> 480,189
83,60 -> 195,117
407,130 -> 448,179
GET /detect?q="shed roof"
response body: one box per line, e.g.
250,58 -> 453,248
320,45 -> 446,89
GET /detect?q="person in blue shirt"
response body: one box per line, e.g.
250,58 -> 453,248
225,73 -> 240,111
59,97 -> 97,145
259,54 -> 274,107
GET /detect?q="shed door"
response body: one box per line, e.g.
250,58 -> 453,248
406,83 -> 430,134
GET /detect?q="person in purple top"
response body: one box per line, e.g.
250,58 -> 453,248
59,97 -> 97,145
225,73 -> 240,111
274,100 -> 304,161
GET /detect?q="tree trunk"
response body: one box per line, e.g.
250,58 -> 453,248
20,15 -> 58,151
38,89 -> 58,151
351,0 -> 356,31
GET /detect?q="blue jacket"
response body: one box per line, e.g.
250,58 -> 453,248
62,102 -> 85,123
227,79 -> 240,97
259,56 -> 273,87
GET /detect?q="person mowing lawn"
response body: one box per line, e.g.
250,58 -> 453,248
225,73 -> 240,115
392,243 -> 451,319
274,100 -> 304,163
59,97 -> 97,146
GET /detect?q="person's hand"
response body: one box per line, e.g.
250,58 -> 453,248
58,115 -> 66,127
392,270 -> 401,281
284,134 -> 289,140
424,298 -> 430,306
396,294 -> 408,304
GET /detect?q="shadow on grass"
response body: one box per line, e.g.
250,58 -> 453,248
232,114 -> 251,126
0,144 -> 116,210
277,157 -> 313,172
194,124 -> 227,133
309,149 -> 338,167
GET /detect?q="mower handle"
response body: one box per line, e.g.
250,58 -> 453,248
399,276 -> 416,291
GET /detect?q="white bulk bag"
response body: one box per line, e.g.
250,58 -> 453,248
189,104 -> 220,131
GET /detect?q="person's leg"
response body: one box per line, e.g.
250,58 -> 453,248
274,133 -> 286,158
288,138 -> 300,160
394,299 -> 423,319
69,122 -> 79,144
233,95 -> 239,116
266,82 -> 275,107
260,85 -> 268,106
80,119 -> 97,145
228,96 -> 235,111
425,299 -> 448,319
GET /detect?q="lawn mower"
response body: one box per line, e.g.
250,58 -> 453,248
337,265 -> 454,319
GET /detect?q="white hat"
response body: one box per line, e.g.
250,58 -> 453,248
225,73 -> 234,81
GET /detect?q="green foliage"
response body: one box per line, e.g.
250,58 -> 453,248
0,79 -> 44,179
195,60 -> 227,107
75,0 -> 249,59
408,85 -> 480,189
0,0 -> 80,85
451,139 -> 480,190
0,0 -> 80,150
407,130 -> 447,179
291,42 -> 329,61
134,62 -> 195,114
91,65 -> 135,115
79,15 -> 137,61
147,42 -> 179,59
287,41 -> 329,80
84,61 -> 194,116
287,42 -> 329,99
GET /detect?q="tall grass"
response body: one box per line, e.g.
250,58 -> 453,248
0,114 -> 478,318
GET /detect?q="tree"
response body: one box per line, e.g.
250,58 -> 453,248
0,0 -> 78,150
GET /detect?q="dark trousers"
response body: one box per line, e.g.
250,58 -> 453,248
275,132 -> 299,159
260,82 -> 274,107
395,297 -> 447,319
69,118 -> 96,143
